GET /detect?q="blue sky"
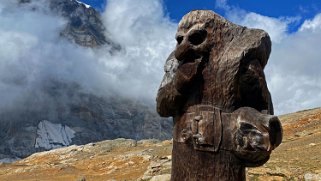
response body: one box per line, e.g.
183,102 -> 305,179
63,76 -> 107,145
82,0 -> 321,32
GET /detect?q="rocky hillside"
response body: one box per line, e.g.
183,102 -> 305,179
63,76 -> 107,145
0,0 -> 171,161
0,107 -> 321,181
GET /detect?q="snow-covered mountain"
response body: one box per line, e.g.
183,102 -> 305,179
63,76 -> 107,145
0,0 -> 172,161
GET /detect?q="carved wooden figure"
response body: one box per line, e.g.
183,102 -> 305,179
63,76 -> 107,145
156,10 -> 283,181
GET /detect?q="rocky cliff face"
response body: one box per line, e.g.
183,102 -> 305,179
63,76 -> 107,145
34,120 -> 76,150
49,0 -> 120,48
20,0 -> 119,48
0,0 -> 172,160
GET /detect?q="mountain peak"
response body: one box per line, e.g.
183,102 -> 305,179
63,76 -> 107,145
19,0 -> 119,48
75,0 -> 91,9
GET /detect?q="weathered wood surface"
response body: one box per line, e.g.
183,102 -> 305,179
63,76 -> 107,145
156,10 -> 282,181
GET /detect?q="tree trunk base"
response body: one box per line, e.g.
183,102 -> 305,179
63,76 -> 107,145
171,141 -> 245,181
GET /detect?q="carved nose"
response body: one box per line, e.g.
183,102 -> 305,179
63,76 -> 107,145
175,41 -> 190,61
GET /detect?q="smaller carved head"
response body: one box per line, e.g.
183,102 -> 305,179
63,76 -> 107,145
233,107 -> 283,167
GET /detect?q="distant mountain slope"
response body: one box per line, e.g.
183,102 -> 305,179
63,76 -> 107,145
0,0 -> 172,161
0,108 -> 320,180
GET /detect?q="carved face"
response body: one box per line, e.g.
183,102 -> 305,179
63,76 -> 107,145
174,24 -> 210,63
174,11 -> 217,64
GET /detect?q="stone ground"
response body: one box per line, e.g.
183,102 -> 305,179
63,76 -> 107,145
0,108 -> 321,181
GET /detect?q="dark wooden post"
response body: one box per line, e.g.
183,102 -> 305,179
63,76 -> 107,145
156,10 -> 282,181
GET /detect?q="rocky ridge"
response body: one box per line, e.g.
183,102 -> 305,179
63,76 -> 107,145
49,0 -> 120,48
19,0 -> 119,48
0,107 -> 321,180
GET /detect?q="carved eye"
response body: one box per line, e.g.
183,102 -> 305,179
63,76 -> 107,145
188,30 -> 207,45
176,35 -> 184,45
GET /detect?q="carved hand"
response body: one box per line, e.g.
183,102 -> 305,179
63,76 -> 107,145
173,59 -> 202,92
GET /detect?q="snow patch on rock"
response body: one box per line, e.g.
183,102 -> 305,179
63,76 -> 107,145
35,120 -> 75,150
75,0 -> 91,8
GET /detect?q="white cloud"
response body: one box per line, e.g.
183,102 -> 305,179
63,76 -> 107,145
216,0 -> 299,43
299,13 -> 321,32
0,0 -> 177,115
1,0 -> 320,117
241,13 -> 321,114
216,0 -> 321,114
101,0 -> 177,99
266,14 -> 321,114
236,13 -> 292,43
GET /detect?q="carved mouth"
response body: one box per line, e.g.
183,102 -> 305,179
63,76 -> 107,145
181,51 -> 203,64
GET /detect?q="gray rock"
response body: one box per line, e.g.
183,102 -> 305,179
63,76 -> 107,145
149,174 -> 171,181
140,156 -> 172,180
305,173 -> 321,181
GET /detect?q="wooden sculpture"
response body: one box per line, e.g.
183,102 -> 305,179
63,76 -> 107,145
156,10 -> 282,181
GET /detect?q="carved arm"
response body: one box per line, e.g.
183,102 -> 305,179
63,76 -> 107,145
238,59 -> 274,114
156,52 -> 203,117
